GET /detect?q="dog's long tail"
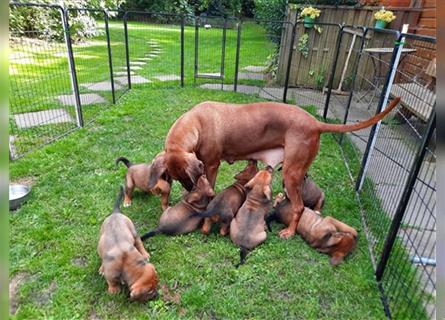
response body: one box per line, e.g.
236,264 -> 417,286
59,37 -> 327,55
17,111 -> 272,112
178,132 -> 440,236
265,210 -> 277,232
115,156 -> 133,168
141,228 -> 160,241
317,97 -> 400,133
191,207 -> 219,218
113,185 -> 124,213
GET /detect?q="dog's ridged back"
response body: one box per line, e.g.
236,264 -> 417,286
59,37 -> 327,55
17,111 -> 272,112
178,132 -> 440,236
113,186 -> 125,213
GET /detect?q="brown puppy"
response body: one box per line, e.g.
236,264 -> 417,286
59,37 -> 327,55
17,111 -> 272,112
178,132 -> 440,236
267,194 -> 357,266
116,156 -> 171,210
197,160 -> 259,236
280,174 -> 325,212
140,175 -> 215,240
147,97 -> 400,239
230,166 -> 273,267
98,186 -> 158,301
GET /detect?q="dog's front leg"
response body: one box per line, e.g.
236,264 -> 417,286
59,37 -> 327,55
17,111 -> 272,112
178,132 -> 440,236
280,168 -> 305,239
205,161 -> 220,188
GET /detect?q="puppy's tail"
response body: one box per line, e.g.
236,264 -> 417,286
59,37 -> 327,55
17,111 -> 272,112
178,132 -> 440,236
265,210 -> 277,232
113,185 -> 125,213
235,246 -> 250,268
141,228 -> 160,241
191,207 -> 219,218
115,156 -> 133,168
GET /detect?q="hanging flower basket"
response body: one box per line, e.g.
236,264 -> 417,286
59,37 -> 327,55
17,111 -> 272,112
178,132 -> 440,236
374,19 -> 388,29
300,6 -> 321,29
304,16 -> 315,28
374,8 -> 396,29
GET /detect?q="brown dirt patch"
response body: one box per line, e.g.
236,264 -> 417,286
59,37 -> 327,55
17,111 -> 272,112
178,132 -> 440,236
34,281 -> 57,307
160,283 -> 181,305
9,272 -> 30,315
72,256 -> 88,267
12,176 -> 37,187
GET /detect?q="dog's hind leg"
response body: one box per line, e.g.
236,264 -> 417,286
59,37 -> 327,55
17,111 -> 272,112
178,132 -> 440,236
201,218 -> 213,235
235,246 -> 250,268
124,178 -> 135,207
324,217 -> 357,238
134,237 -> 150,260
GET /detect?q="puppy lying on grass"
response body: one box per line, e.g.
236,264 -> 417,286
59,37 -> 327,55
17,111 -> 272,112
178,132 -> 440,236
196,160 -> 259,236
141,175 -> 215,240
267,191 -> 357,266
230,166 -> 273,267
98,186 -> 158,301
116,155 -> 171,210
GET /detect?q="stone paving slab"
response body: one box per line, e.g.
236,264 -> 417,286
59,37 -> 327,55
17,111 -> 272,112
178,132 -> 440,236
153,75 -> 181,81
9,136 -> 17,159
136,57 -> 152,61
57,93 -> 106,106
198,72 -> 222,77
81,81 -> 122,91
147,53 -> 159,58
199,83 -> 261,95
114,71 -> 135,76
14,108 -> 74,129
130,61 -> 146,66
243,65 -> 267,73
115,75 -> 151,84
238,72 -> 264,81
259,87 -> 284,100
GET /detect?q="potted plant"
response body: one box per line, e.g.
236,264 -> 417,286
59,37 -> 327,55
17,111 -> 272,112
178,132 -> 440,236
300,6 -> 321,29
374,8 -> 396,29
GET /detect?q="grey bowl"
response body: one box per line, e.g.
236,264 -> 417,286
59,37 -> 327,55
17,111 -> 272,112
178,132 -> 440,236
9,184 -> 31,211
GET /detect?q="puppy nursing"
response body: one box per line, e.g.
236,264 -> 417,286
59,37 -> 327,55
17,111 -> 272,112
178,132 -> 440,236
98,187 -> 158,301
198,160 -> 259,236
230,166 -> 273,267
268,177 -> 357,265
116,155 -> 171,210
141,175 -> 215,240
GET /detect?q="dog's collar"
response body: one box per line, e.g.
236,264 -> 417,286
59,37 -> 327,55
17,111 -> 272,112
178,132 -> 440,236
232,182 -> 246,197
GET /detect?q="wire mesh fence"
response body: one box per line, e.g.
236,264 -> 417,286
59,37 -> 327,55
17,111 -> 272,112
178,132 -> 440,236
9,3 -> 79,159
9,4 -> 436,318
323,28 -> 436,319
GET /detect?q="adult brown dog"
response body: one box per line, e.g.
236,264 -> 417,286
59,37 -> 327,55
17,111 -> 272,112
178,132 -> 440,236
147,98 -> 400,239
230,166 -> 273,267
98,186 -> 158,301
116,156 -> 171,210
196,160 -> 259,236
140,175 -> 215,240
278,174 -> 325,212
267,193 -> 358,265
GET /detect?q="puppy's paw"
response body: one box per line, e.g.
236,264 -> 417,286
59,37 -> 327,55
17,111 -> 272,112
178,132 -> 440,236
108,286 -> 121,294
98,265 -> 104,276
141,252 -> 150,260
123,201 -> 132,208
279,227 -> 295,240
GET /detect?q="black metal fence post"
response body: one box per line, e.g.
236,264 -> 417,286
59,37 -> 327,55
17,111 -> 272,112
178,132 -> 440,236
123,11 -> 131,89
283,22 -> 296,103
104,10 -> 116,104
180,15 -> 185,87
194,17 -> 199,84
375,110 -> 436,281
323,24 -> 344,119
355,30 -> 402,191
234,20 -> 242,92
62,7 -> 83,127
220,18 -> 227,88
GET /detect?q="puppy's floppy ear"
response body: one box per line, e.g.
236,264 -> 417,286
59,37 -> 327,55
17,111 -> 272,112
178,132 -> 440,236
244,176 -> 256,190
148,153 -> 167,189
263,185 -> 272,201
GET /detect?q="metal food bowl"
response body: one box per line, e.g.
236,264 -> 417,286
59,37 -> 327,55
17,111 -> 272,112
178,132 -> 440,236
9,184 -> 31,211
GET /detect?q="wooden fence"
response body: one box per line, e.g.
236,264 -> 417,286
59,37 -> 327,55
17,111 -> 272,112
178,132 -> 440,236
277,5 -> 423,91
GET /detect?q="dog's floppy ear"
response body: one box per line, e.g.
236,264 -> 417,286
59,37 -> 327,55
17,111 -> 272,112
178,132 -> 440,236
148,153 -> 167,189
263,185 -> 272,201
244,176 -> 256,190
185,153 -> 204,184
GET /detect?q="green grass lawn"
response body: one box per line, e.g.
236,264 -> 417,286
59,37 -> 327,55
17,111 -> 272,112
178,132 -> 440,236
10,87 -> 387,319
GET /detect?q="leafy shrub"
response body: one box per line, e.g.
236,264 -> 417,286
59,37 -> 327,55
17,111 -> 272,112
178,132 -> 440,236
9,0 -> 124,42
253,0 -> 287,44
